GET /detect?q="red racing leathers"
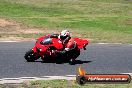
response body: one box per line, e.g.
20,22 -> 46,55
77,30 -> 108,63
50,34 -> 80,59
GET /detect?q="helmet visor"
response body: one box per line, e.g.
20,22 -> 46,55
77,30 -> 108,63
60,35 -> 67,40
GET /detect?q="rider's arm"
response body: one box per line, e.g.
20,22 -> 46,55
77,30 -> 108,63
57,38 -> 76,54
57,50 -> 67,54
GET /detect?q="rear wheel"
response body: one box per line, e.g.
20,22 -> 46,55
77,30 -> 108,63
68,49 -> 80,65
24,50 -> 35,62
69,59 -> 75,65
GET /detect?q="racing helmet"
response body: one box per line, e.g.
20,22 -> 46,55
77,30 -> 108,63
59,30 -> 70,40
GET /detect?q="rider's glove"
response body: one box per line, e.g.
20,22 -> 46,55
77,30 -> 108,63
56,50 -> 66,55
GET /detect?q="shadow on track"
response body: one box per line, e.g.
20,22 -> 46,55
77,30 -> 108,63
73,60 -> 92,64
33,60 -> 92,65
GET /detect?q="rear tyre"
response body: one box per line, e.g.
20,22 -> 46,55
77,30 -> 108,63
56,59 -> 62,64
24,50 -> 35,62
69,59 -> 75,65
67,49 -> 80,65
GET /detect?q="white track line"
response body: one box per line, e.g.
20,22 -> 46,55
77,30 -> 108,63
0,75 -> 76,84
121,73 -> 132,76
0,41 -> 19,42
97,43 -> 123,45
0,73 -> 132,84
97,43 -> 109,44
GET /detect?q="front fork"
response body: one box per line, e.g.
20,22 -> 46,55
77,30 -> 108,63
32,46 -> 43,60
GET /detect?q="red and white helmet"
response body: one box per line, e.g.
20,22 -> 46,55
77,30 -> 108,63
59,30 -> 70,40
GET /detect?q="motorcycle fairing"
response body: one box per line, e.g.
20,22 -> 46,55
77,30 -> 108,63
74,38 -> 89,49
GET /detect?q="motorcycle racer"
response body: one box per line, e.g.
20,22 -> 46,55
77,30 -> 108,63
58,30 -> 75,54
50,30 -> 71,45
24,29 -> 89,64
51,30 -> 79,63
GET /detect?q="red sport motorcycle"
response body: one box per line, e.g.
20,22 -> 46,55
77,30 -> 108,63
24,34 -> 89,64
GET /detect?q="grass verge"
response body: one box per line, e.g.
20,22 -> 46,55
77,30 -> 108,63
0,80 -> 132,88
0,0 -> 132,43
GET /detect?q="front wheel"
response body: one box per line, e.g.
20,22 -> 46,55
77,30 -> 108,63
24,50 -> 35,62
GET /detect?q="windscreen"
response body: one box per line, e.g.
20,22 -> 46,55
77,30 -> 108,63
40,37 -> 53,45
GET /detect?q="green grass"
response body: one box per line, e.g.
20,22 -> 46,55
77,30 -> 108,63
1,80 -> 131,88
30,80 -> 132,88
0,0 -> 132,43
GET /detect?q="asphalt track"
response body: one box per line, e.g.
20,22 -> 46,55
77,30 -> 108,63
0,41 -> 132,79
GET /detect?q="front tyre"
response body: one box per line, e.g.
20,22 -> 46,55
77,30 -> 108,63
24,50 -> 35,62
